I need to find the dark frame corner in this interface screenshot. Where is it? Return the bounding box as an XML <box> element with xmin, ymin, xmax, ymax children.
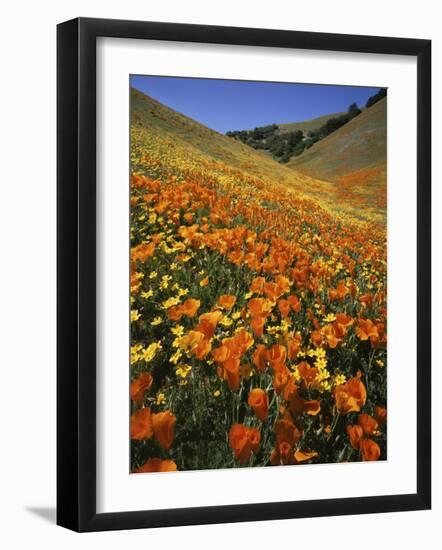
<box><xmin>57</xmin><ymin>17</ymin><xmax>431</xmax><ymax>532</ymax></box>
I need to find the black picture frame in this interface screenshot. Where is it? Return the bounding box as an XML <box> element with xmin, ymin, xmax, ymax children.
<box><xmin>57</xmin><ymin>17</ymin><xmax>431</xmax><ymax>532</ymax></box>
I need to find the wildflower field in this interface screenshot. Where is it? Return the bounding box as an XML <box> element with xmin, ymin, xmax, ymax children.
<box><xmin>129</xmin><ymin>87</ymin><xmax>387</xmax><ymax>474</ymax></box>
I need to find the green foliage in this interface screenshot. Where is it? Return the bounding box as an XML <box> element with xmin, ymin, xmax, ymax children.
<box><xmin>366</xmin><ymin>88</ymin><xmax>387</xmax><ymax>108</ymax></box>
<box><xmin>227</xmin><ymin>102</ymin><xmax>363</xmax><ymax>163</ymax></box>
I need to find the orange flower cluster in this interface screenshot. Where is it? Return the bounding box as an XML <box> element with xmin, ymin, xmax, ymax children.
<box><xmin>334</xmin><ymin>376</ymin><xmax>367</xmax><ymax>414</ymax></box>
<box><xmin>229</xmin><ymin>424</ymin><xmax>261</xmax><ymax>464</ymax></box>
<box><xmin>131</xmin><ymin>407</ymin><xmax>176</xmax><ymax>450</ymax></box>
<box><xmin>346</xmin><ymin>414</ymin><xmax>381</xmax><ymax>461</ymax></box>
<box><xmin>129</xmin><ymin>107</ymin><xmax>387</xmax><ymax>472</ymax></box>
<box><xmin>213</xmin><ymin>329</ymin><xmax>254</xmax><ymax>391</ymax></box>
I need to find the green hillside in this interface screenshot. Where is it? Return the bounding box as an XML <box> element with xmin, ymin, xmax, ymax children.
<box><xmin>277</xmin><ymin>112</ymin><xmax>345</xmax><ymax>135</ymax></box>
<box><xmin>287</xmin><ymin>98</ymin><xmax>386</xmax><ymax>184</ymax></box>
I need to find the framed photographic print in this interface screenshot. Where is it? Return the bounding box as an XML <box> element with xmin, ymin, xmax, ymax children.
<box><xmin>57</xmin><ymin>17</ymin><xmax>431</xmax><ymax>532</ymax></box>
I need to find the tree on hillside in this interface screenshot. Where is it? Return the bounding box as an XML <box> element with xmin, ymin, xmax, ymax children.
<box><xmin>348</xmin><ymin>102</ymin><xmax>362</xmax><ymax>119</ymax></box>
<box><xmin>366</xmin><ymin>88</ymin><xmax>387</xmax><ymax>108</ymax></box>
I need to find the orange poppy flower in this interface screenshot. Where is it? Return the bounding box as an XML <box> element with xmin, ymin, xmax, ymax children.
<box><xmin>329</xmin><ymin>280</ymin><xmax>348</xmax><ymax>302</ymax></box>
<box><xmin>152</xmin><ymin>411</ymin><xmax>176</xmax><ymax>450</ymax></box>
<box><xmin>360</xmin><ymin>438</ymin><xmax>381</xmax><ymax>461</ymax></box>
<box><xmin>228</xmin><ymin>250</ymin><xmax>245</xmax><ymax>265</ymax></box>
<box><xmin>356</xmin><ymin>318</ymin><xmax>379</xmax><ymax>342</ymax></box>
<box><xmin>322</xmin><ymin>327</ymin><xmax>338</xmax><ymax>349</ymax></box>
<box><xmin>229</xmin><ymin>424</ymin><xmax>261</xmax><ymax>464</ymax></box>
<box><xmin>358</xmin><ymin>413</ymin><xmax>378</xmax><ymax>436</ymax></box>
<box><xmin>286</xmin><ymin>332</ymin><xmax>302</xmax><ymax>360</ymax></box>
<box><xmin>302</xmin><ymin>399</ymin><xmax>321</xmax><ymax>416</ymax></box>
<box><xmin>217</xmin><ymin>294</ymin><xmax>237</xmax><ymax>310</ymax></box>
<box><xmin>250</xmin><ymin>316</ymin><xmax>265</xmax><ymax>337</ymax></box>
<box><xmin>270</xmin><ymin>418</ymin><xmax>302</xmax><ymax>465</ymax></box>
<box><xmin>233</xmin><ymin>329</ymin><xmax>254</xmax><ymax>354</ymax></box>
<box><xmin>193</xmin><ymin>335</ymin><xmax>212</xmax><ymax>359</ymax></box>
<box><xmin>346</xmin><ymin>424</ymin><xmax>364</xmax><ymax>449</ymax></box>
<box><xmin>297</xmin><ymin>361</ymin><xmax>319</xmax><ymax>389</ymax></box>
<box><xmin>278</xmin><ymin>299</ymin><xmax>291</xmax><ymax>319</ymax></box>
<box><xmin>310</xmin><ymin>329</ymin><xmax>323</xmax><ymax>347</ymax></box>
<box><xmin>131</xmin><ymin>242</ymin><xmax>156</xmax><ymax>263</ymax></box>
<box><xmin>274</xmin><ymin>418</ymin><xmax>301</xmax><ymax>447</ymax></box>
<box><xmin>248</xmin><ymin>297</ymin><xmax>273</xmax><ymax>318</ymax></box>
<box><xmin>294</xmin><ymin>450</ymin><xmax>319</xmax><ymax>464</ymax></box>
<box><xmin>180</xmin><ymin>330</ymin><xmax>212</xmax><ymax>359</ymax></box>
<box><xmin>334</xmin><ymin>376</ymin><xmax>367</xmax><ymax>414</ymax></box>
<box><xmin>375</xmin><ymin>406</ymin><xmax>387</xmax><ymax>426</ymax></box>
<box><xmin>195</xmin><ymin>310</ymin><xmax>223</xmax><ymax>338</ymax></box>
<box><xmin>248</xmin><ymin>388</ymin><xmax>269</xmax><ymax>421</ymax></box>
<box><xmin>287</xmin><ymin>294</ymin><xmax>301</xmax><ymax>313</ymax></box>
<box><xmin>130</xmin><ymin>372</ymin><xmax>153</xmax><ymax>405</ymax></box>
<box><xmin>180</xmin><ymin>298</ymin><xmax>201</xmax><ymax>318</ymax></box>
<box><xmin>335</xmin><ymin>313</ymin><xmax>353</xmax><ymax>327</ymax></box>
<box><xmin>275</xmin><ymin>275</ymin><xmax>291</xmax><ymax>294</ymax></box>
<box><xmin>278</xmin><ymin>441</ymin><xmax>293</xmax><ymax>464</ymax></box>
<box><xmin>179</xmin><ymin>330</ymin><xmax>204</xmax><ymax>352</ymax></box>
<box><xmin>273</xmin><ymin>367</ymin><xmax>291</xmax><ymax>395</ymax></box>
<box><xmin>223</xmin><ymin>357</ymin><xmax>241</xmax><ymax>391</ymax></box>
<box><xmin>253</xmin><ymin>344</ymin><xmax>267</xmax><ymax>372</ymax></box>
<box><xmin>130</xmin><ymin>407</ymin><xmax>153</xmax><ymax>440</ymax></box>
<box><xmin>263</xmin><ymin>281</ymin><xmax>284</xmax><ymax>301</ymax></box>
<box><xmin>265</xmin><ymin>344</ymin><xmax>287</xmax><ymax>371</ymax></box>
<box><xmin>359</xmin><ymin>293</ymin><xmax>374</xmax><ymax>308</ymax></box>
<box><xmin>135</xmin><ymin>458</ymin><xmax>177</xmax><ymax>473</ymax></box>
<box><xmin>250</xmin><ymin>276</ymin><xmax>266</xmax><ymax>294</ymax></box>
<box><xmin>167</xmin><ymin>305</ymin><xmax>183</xmax><ymax>321</ymax></box>
<box><xmin>199</xmin><ymin>311</ymin><xmax>223</xmax><ymax>326</ymax></box>
<box><xmin>284</xmin><ymin>381</ymin><xmax>321</xmax><ymax>416</ymax></box>
<box><xmin>248</xmin><ymin>427</ymin><xmax>261</xmax><ymax>453</ymax></box>
<box><xmin>212</xmin><ymin>345</ymin><xmax>230</xmax><ymax>364</ymax></box>
<box><xmin>292</xmin><ymin>266</ymin><xmax>309</xmax><ymax>288</ymax></box>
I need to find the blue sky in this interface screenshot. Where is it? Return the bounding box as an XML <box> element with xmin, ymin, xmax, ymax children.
<box><xmin>130</xmin><ymin>75</ymin><xmax>381</xmax><ymax>134</ymax></box>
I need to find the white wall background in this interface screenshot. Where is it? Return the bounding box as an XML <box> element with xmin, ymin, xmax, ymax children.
<box><xmin>0</xmin><ymin>1</ymin><xmax>439</xmax><ymax>548</ymax></box>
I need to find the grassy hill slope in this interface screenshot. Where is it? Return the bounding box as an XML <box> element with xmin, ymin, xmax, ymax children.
<box><xmin>131</xmin><ymin>88</ymin><xmax>320</xmax><ymax>189</ymax></box>
<box><xmin>288</xmin><ymin>98</ymin><xmax>386</xmax><ymax>185</ymax></box>
<box><xmin>277</xmin><ymin>112</ymin><xmax>345</xmax><ymax>135</ymax></box>
<box><xmin>131</xmin><ymin>88</ymin><xmax>385</xmax><ymax>224</ymax></box>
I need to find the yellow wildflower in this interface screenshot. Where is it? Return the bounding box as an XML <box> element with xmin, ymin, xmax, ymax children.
<box><xmin>323</xmin><ymin>313</ymin><xmax>336</xmax><ymax>323</ymax></box>
<box><xmin>162</xmin><ymin>297</ymin><xmax>181</xmax><ymax>309</ymax></box>
<box><xmin>175</xmin><ymin>364</ymin><xmax>192</xmax><ymax>379</ymax></box>
<box><xmin>131</xmin><ymin>309</ymin><xmax>141</xmax><ymax>322</ymax></box>
<box><xmin>314</xmin><ymin>356</ymin><xmax>328</xmax><ymax>370</ymax></box>
<box><xmin>156</xmin><ymin>392</ymin><xmax>166</xmax><ymax>405</ymax></box>
<box><xmin>169</xmin><ymin>349</ymin><xmax>183</xmax><ymax>364</ymax></box>
<box><xmin>140</xmin><ymin>342</ymin><xmax>162</xmax><ymax>363</ymax></box>
<box><xmin>219</xmin><ymin>316</ymin><xmax>233</xmax><ymax>327</ymax></box>
<box><xmin>334</xmin><ymin>373</ymin><xmax>347</xmax><ymax>386</ymax></box>
<box><xmin>171</xmin><ymin>325</ymin><xmax>185</xmax><ymax>337</ymax></box>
